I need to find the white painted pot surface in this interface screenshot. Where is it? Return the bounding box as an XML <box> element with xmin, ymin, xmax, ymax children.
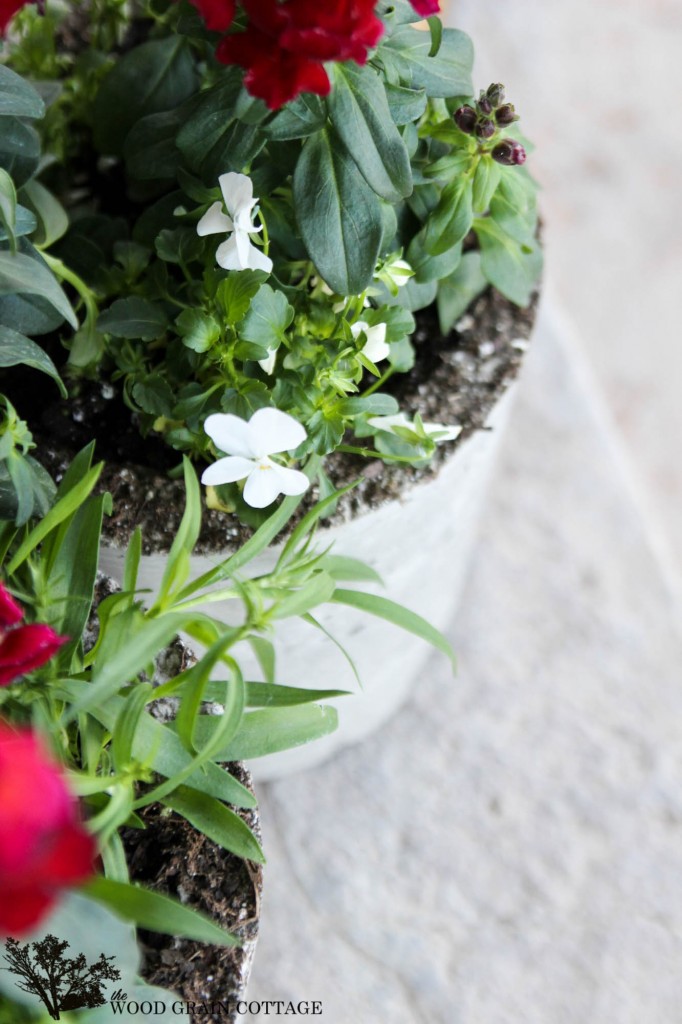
<box><xmin>99</xmin><ymin>383</ymin><xmax>517</xmax><ymax>779</ymax></box>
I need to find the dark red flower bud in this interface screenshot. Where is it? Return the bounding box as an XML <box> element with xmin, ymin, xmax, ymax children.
<box><xmin>454</xmin><ymin>104</ymin><xmax>477</xmax><ymax>134</ymax></box>
<box><xmin>496</xmin><ymin>103</ymin><xmax>519</xmax><ymax>126</ymax></box>
<box><xmin>0</xmin><ymin>0</ymin><xmax>31</xmax><ymax>36</ymax></box>
<box><xmin>491</xmin><ymin>139</ymin><xmax>527</xmax><ymax>166</ymax></box>
<box><xmin>475</xmin><ymin>118</ymin><xmax>496</xmax><ymax>140</ymax></box>
<box><xmin>486</xmin><ymin>83</ymin><xmax>505</xmax><ymax>107</ymax></box>
<box><xmin>477</xmin><ymin>95</ymin><xmax>493</xmax><ymax>116</ymax></box>
<box><xmin>0</xmin><ymin>624</ymin><xmax>67</xmax><ymax>686</ymax></box>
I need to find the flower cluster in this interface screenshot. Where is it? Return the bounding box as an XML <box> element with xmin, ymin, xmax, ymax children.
<box><xmin>0</xmin><ymin>584</ymin><xmax>66</xmax><ymax>687</ymax></box>
<box><xmin>193</xmin><ymin>0</ymin><xmax>440</xmax><ymax>108</ymax></box>
<box><xmin>454</xmin><ymin>83</ymin><xmax>527</xmax><ymax>165</ymax></box>
<box><xmin>0</xmin><ymin>723</ymin><xmax>96</xmax><ymax>936</ymax></box>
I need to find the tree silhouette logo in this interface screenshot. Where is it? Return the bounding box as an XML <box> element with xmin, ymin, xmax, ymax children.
<box><xmin>1</xmin><ymin>933</ymin><xmax>121</xmax><ymax>1020</ymax></box>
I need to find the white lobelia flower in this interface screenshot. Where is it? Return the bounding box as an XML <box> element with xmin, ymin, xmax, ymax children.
<box><xmin>201</xmin><ymin>408</ymin><xmax>309</xmax><ymax>508</ymax></box>
<box><xmin>368</xmin><ymin>412</ymin><xmax>462</xmax><ymax>442</ymax></box>
<box><xmin>351</xmin><ymin>320</ymin><xmax>390</xmax><ymax>363</ymax></box>
<box><xmin>197</xmin><ymin>172</ymin><xmax>273</xmax><ymax>274</ymax></box>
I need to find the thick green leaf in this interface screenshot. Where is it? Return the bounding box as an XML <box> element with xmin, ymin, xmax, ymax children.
<box><xmin>423</xmin><ymin>178</ymin><xmax>473</xmax><ymax>257</ymax></box>
<box><xmin>0</xmin><ymin>249</ymin><xmax>76</xmax><ymax>327</ymax></box>
<box><xmin>384</xmin><ymin>82</ymin><xmax>427</xmax><ymax>125</ymax></box>
<box><xmin>332</xmin><ymin>588</ymin><xmax>456</xmax><ymax>668</ymax></box>
<box><xmin>474</xmin><ymin>216</ymin><xmax>542</xmax><ymax>306</ymax></box>
<box><xmin>215</xmin><ymin>269</ymin><xmax>265</xmax><ymax>325</ymax></box>
<box><xmin>20</xmin><ymin>178</ymin><xmax>68</xmax><ymax>246</ymax></box>
<box><xmin>472</xmin><ymin>155</ymin><xmax>502</xmax><ymax>214</ymax></box>
<box><xmin>98</xmin><ymin>296</ymin><xmax>168</xmax><ymax>340</ymax></box>
<box><xmin>263</xmin><ymin>93</ymin><xmax>326</xmax><ymax>140</ymax></box>
<box><xmin>0</xmin><ymin>65</ymin><xmax>45</xmax><ymax>119</ymax></box>
<box><xmin>93</xmin><ymin>37</ymin><xmax>198</xmax><ymax>155</ymax></box>
<box><xmin>380</xmin><ymin>26</ymin><xmax>473</xmax><ymax>97</ymax></box>
<box><xmin>0</xmin><ymin>202</ymin><xmax>37</xmax><ymax>244</ymax></box>
<box><xmin>0</xmin><ymin>117</ymin><xmax>40</xmax><ymax>187</ymax></box>
<box><xmin>0</xmin><ymin>324</ymin><xmax>66</xmax><ymax>395</ymax></box>
<box><xmin>437</xmin><ymin>250</ymin><xmax>488</xmax><ymax>334</ymax></box>
<box><xmin>124</xmin><ymin>109</ymin><xmax>182</xmax><ymax>181</ymax></box>
<box><xmin>0</xmin><ymin>168</ymin><xmax>17</xmax><ymax>248</ymax></box>
<box><xmin>293</xmin><ymin>128</ymin><xmax>383</xmax><ymax>294</ymax></box>
<box><xmin>317</xmin><ymin>554</ymin><xmax>383</xmax><ymax>584</ymax></box>
<box><xmin>407</xmin><ymin>229</ymin><xmax>462</xmax><ymax>283</ymax></box>
<box><xmin>83</xmin><ymin>877</ymin><xmax>239</xmax><ymax>946</ymax></box>
<box><xmin>176</xmin><ymin>74</ymin><xmax>265</xmax><ymax>180</ymax></box>
<box><xmin>328</xmin><ymin>63</ymin><xmax>412</xmax><ymax>202</ymax></box>
<box><xmin>165</xmin><ymin>786</ymin><xmax>264</xmax><ymax>863</ymax></box>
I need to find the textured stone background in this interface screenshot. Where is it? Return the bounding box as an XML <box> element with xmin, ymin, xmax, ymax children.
<box><xmin>245</xmin><ymin>303</ymin><xmax>682</xmax><ymax>1022</ymax></box>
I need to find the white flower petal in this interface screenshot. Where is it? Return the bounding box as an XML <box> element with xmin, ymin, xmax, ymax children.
<box><xmin>219</xmin><ymin>172</ymin><xmax>254</xmax><ymax>219</ymax></box>
<box><xmin>367</xmin><ymin>413</ymin><xmax>410</xmax><ymax>432</ymax></box>
<box><xmin>258</xmin><ymin>349</ymin><xmax>277</xmax><ymax>375</ymax></box>
<box><xmin>425</xmin><ymin>423</ymin><xmax>462</xmax><ymax>442</ymax></box>
<box><xmin>215</xmin><ymin>234</ymin><xmax>247</xmax><ymax>271</ymax></box>
<box><xmin>233</xmin><ymin>227</ymin><xmax>253</xmax><ymax>268</ymax></box>
<box><xmin>243</xmin><ymin>464</ymin><xmax>285</xmax><ymax>508</ymax></box>
<box><xmin>270</xmin><ymin>463</ymin><xmax>310</xmax><ymax>497</ymax></box>
<box><xmin>197</xmin><ymin>201</ymin><xmax>233</xmax><ymax>237</ymax></box>
<box><xmin>248</xmin><ymin>408</ymin><xmax>307</xmax><ymax>457</ymax></box>
<box><xmin>360</xmin><ymin>323</ymin><xmax>389</xmax><ymax>363</ymax></box>
<box><xmin>246</xmin><ymin>241</ymin><xmax>273</xmax><ymax>274</ymax></box>
<box><xmin>201</xmin><ymin>455</ymin><xmax>256</xmax><ymax>486</ymax></box>
<box><xmin>204</xmin><ymin>413</ymin><xmax>255</xmax><ymax>458</ymax></box>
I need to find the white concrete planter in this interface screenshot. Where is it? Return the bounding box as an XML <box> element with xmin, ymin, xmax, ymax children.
<box><xmin>99</xmin><ymin>381</ymin><xmax>518</xmax><ymax>780</ymax></box>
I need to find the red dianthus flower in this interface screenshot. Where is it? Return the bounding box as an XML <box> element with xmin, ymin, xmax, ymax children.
<box><xmin>0</xmin><ymin>583</ymin><xmax>66</xmax><ymax>687</ymax></box>
<box><xmin>0</xmin><ymin>723</ymin><xmax>96</xmax><ymax>936</ymax></box>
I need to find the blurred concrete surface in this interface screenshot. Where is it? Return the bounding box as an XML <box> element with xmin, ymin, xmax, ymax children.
<box><xmin>244</xmin><ymin>300</ymin><xmax>682</xmax><ymax>1023</ymax></box>
<box><xmin>451</xmin><ymin>0</ymin><xmax>682</xmax><ymax>580</ymax></box>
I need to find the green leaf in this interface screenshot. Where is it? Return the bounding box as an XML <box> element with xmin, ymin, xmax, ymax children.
<box><xmin>488</xmin><ymin>170</ymin><xmax>538</xmax><ymax>244</ymax></box>
<box><xmin>98</xmin><ymin>296</ymin><xmax>168</xmax><ymax>340</ymax></box>
<box><xmin>472</xmin><ymin>155</ymin><xmax>502</xmax><ymax>214</ymax></box>
<box><xmin>338</xmin><ymin>393</ymin><xmax>399</xmax><ymax>417</ymax></box>
<box><xmin>157</xmin><ymin>458</ymin><xmax>202</xmax><ymax>605</ymax></box>
<box><xmin>131</xmin><ymin>374</ymin><xmax>174</xmax><ymax>417</ymax></box>
<box><xmin>384</xmin><ymin>83</ymin><xmax>427</xmax><ymax>125</ymax></box>
<box><xmin>0</xmin><ymin>324</ymin><xmax>66</xmax><ymax>395</ymax></box>
<box><xmin>427</xmin><ymin>15</ymin><xmax>443</xmax><ymax>57</ymax></box>
<box><xmin>332</xmin><ymin>588</ymin><xmax>456</xmax><ymax>669</ymax></box>
<box><xmin>0</xmin><ymin>249</ymin><xmax>77</xmax><ymax>327</ymax></box>
<box><xmin>244</xmin><ymin>681</ymin><xmax>350</xmax><ymax>707</ymax></box>
<box><xmin>0</xmin><ymin>168</ymin><xmax>17</xmax><ymax>250</ymax></box>
<box><xmin>47</xmin><ymin>493</ymin><xmax>106</xmax><ymax>670</ymax></box>
<box><xmin>7</xmin><ymin>462</ymin><xmax>101</xmax><ymax>572</ymax></box>
<box><xmin>124</xmin><ymin>109</ymin><xmax>182</xmax><ymax>181</ymax></box>
<box><xmin>436</xmin><ymin>250</ymin><xmax>488</xmax><ymax>334</ymax></box>
<box><xmin>176</xmin><ymin>74</ymin><xmax>265</xmax><ymax>179</ymax></box>
<box><xmin>407</xmin><ymin>229</ymin><xmax>462</xmax><ymax>283</ymax></box>
<box><xmin>293</xmin><ymin>128</ymin><xmax>383</xmax><ymax>295</ymax></box>
<box><xmin>93</xmin><ymin>37</ymin><xmax>198</xmax><ymax>155</ymax></box>
<box><xmin>328</xmin><ymin>63</ymin><xmax>412</xmax><ymax>202</ymax></box>
<box><xmin>316</xmin><ymin>553</ymin><xmax>383</xmax><ymax>584</ymax></box>
<box><xmin>0</xmin><ymin>117</ymin><xmax>40</xmax><ymax>187</ymax></box>
<box><xmin>263</xmin><ymin>93</ymin><xmax>326</xmax><ymax>140</ymax></box>
<box><xmin>175</xmin><ymin>308</ymin><xmax>221</xmax><ymax>353</ymax></box>
<box><xmin>0</xmin><ymin>65</ymin><xmax>45</xmax><ymax>119</ymax></box>
<box><xmin>193</xmin><ymin>704</ymin><xmax>339</xmax><ymax>760</ymax></box>
<box><xmin>20</xmin><ymin>178</ymin><xmax>68</xmax><ymax>246</ymax></box>
<box><xmin>380</xmin><ymin>26</ymin><xmax>474</xmax><ymax>97</ymax></box>
<box><xmin>83</xmin><ymin>877</ymin><xmax>239</xmax><ymax>946</ymax></box>
<box><xmin>269</xmin><ymin>570</ymin><xmax>337</xmax><ymax>620</ymax></box>
<box><xmin>215</xmin><ymin>270</ymin><xmax>264</xmax><ymax>326</ymax></box>
<box><xmin>164</xmin><ymin>786</ymin><xmax>264</xmax><ymax>863</ymax></box>
<box><xmin>423</xmin><ymin>178</ymin><xmax>473</xmax><ymax>257</ymax></box>
<box><xmin>236</xmin><ymin>283</ymin><xmax>294</xmax><ymax>356</ymax></box>
<box><xmin>474</xmin><ymin>216</ymin><xmax>542</xmax><ymax>306</ymax></box>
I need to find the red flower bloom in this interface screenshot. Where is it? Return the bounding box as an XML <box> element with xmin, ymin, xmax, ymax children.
<box><xmin>0</xmin><ymin>583</ymin><xmax>66</xmax><ymax>687</ymax></box>
<box><xmin>215</xmin><ymin>0</ymin><xmax>385</xmax><ymax>108</ymax></box>
<box><xmin>409</xmin><ymin>0</ymin><xmax>440</xmax><ymax>14</ymax></box>
<box><xmin>0</xmin><ymin>0</ymin><xmax>31</xmax><ymax>35</ymax></box>
<box><xmin>190</xmin><ymin>0</ymin><xmax>236</xmax><ymax>32</ymax></box>
<box><xmin>0</xmin><ymin>723</ymin><xmax>96</xmax><ymax>936</ymax></box>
